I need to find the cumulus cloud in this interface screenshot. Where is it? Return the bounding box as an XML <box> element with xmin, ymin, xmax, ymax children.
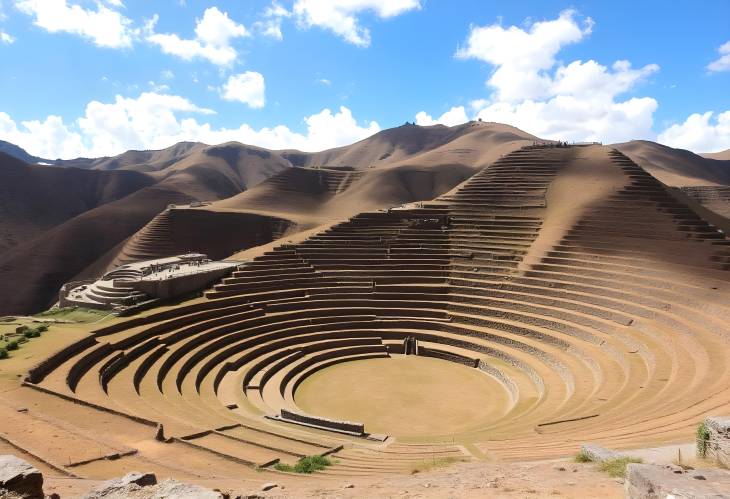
<box><xmin>456</xmin><ymin>9</ymin><xmax>594</xmax><ymax>102</ymax></box>
<box><xmin>15</xmin><ymin>0</ymin><xmax>136</xmax><ymax>48</ymax></box>
<box><xmin>293</xmin><ymin>0</ymin><xmax>420</xmax><ymax>47</ymax></box>
<box><xmin>254</xmin><ymin>1</ymin><xmax>291</xmax><ymax>40</ymax></box>
<box><xmin>0</xmin><ymin>30</ymin><xmax>14</xmax><ymax>43</ymax></box>
<box><xmin>0</xmin><ymin>92</ymin><xmax>380</xmax><ymax>158</ymax></box>
<box><xmin>146</xmin><ymin>7</ymin><xmax>248</xmax><ymax>66</ymax></box>
<box><xmin>707</xmin><ymin>40</ymin><xmax>730</xmax><ymax>72</ymax></box>
<box><xmin>419</xmin><ymin>10</ymin><xmax>660</xmax><ymax>143</ymax></box>
<box><xmin>415</xmin><ymin>106</ymin><xmax>468</xmax><ymax>126</ymax></box>
<box><xmin>221</xmin><ymin>71</ymin><xmax>265</xmax><ymax>108</ymax></box>
<box><xmin>658</xmin><ymin>110</ymin><xmax>730</xmax><ymax>153</ymax></box>
<box><xmin>0</xmin><ymin>112</ymin><xmax>86</xmax><ymax>159</ymax></box>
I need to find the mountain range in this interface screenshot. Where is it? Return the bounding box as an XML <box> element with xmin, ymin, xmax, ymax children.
<box><xmin>0</xmin><ymin>122</ymin><xmax>728</xmax><ymax>315</ymax></box>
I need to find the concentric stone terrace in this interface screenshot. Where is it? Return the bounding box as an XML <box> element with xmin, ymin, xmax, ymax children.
<box><xmin>25</xmin><ymin>145</ymin><xmax>730</xmax><ymax>477</ymax></box>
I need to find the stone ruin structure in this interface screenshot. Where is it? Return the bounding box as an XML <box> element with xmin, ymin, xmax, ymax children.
<box><xmin>59</xmin><ymin>253</ymin><xmax>237</xmax><ymax>314</ymax></box>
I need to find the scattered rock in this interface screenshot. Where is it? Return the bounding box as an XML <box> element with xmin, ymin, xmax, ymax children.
<box><xmin>83</xmin><ymin>474</ymin><xmax>222</xmax><ymax>499</ymax></box>
<box><xmin>625</xmin><ymin>463</ymin><xmax>730</xmax><ymax>499</ymax></box>
<box><xmin>153</xmin><ymin>479</ymin><xmax>223</xmax><ymax>498</ymax></box>
<box><xmin>83</xmin><ymin>471</ymin><xmax>157</xmax><ymax>497</ymax></box>
<box><xmin>579</xmin><ymin>443</ymin><xmax>624</xmax><ymax>463</ymax></box>
<box><xmin>0</xmin><ymin>455</ymin><xmax>44</xmax><ymax>499</ymax></box>
<box><xmin>260</xmin><ymin>483</ymin><xmax>277</xmax><ymax>492</ymax></box>
<box><xmin>343</xmin><ymin>483</ymin><xmax>354</xmax><ymax>489</ymax></box>
<box><xmin>553</xmin><ymin>466</ymin><xmax>566</xmax><ymax>471</ymax></box>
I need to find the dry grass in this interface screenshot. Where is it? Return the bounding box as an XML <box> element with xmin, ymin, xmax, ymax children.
<box><xmin>410</xmin><ymin>456</ymin><xmax>467</xmax><ymax>474</ymax></box>
<box><xmin>597</xmin><ymin>457</ymin><xmax>643</xmax><ymax>478</ymax></box>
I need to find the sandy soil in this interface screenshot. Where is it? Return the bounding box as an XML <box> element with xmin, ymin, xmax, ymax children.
<box><xmin>296</xmin><ymin>356</ymin><xmax>510</xmax><ymax>439</ymax></box>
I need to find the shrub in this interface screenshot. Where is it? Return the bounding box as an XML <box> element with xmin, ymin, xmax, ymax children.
<box><xmin>697</xmin><ymin>421</ymin><xmax>710</xmax><ymax>457</ymax></box>
<box><xmin>574</xmin><ymin>450</ymin><xmax>593</xmax><ymax>463</ymax></box>
<box><xmin>6</xmin><ymin>340</ymin><xmax>19</xmax><ymax>351</ymax></box>
<box><xmin>598</xmin><ymin>457</ymin><xmax>643</xmax><ymax>478</ymax></box>
<box><xmin>0</xmin><ymin>348</ymin><xmax>7</xmax><ymax>359</ymax></box>
<box><xmin>274</xmin><ymin>455</ymin><xmax>332</xmax><ymax>474</ymax></box>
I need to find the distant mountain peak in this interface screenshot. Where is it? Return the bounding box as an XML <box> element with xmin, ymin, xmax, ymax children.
<box><xmin>0</xmin><ymin>140</ymin><xmax>50</xmax><ymax>165</ymax></box>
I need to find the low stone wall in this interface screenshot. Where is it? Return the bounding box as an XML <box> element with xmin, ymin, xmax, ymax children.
<box><xmin>703</xmin><ymin>417</ymin><xmax>730</xmax><ymax>467</ymax></box>
<box><xmin>280</xmin><ymin>409</ymin><xmax>364</xmax><ymax>435</ymax></box>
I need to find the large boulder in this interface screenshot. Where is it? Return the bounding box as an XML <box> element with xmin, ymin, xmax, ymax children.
<box><xmin>625</xmin><ymin>463</ymin><xmax>730</xmax><ymax>498</ymax></box>
<box><xmin>83</xmin><ymin>472</ymin><xmax>157</xmax><ymax>497</ymax></box>
<box><xmin>82</xmin><ymin>472</ymin><xmax>223</xmax><ymax>499</ymax></box>
<box><xmin>0</xmin><ymin>455</ymin><xmax>44</xmax><ymax>499</ymax></box>
<box><xmin>579</xmin><ymin>443</ymin><xmax>624</xmax><ymax>462</ymax></box>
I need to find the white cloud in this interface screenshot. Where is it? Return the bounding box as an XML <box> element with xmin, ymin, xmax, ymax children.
<box><xmin>148</xmin><ymin>80</ymin><xmax>170</xmax><ymax>92</ymax></box>
<box><xmin>456</xmin><ymin>9</ymin><xmax>593</xmax><ymax>102</ymax></box>
<box><xmin>317</xmin><ymin>78</ymin><xmax>331</xmax><ymax>86</ymax></box>
<box><xmin>160</xmin><ymin>69</ymin><xmax>175</xmax><ymax>80</ymax></box>
<box><xmin>0</xmin><ymin>112</ymin><xmax>85</xmax><ymax>159</ymax></box>
<box><xmin>15</xmin><ymin>0</ymin><xmax>136</xmax><ymax>48</ymax></box>
<box><xmin>415</xmin><ymin>106</ymin><xmax>468</xmax><ymax>126</ymax></box>
<box><xmin>292</xmin><ymin>0</ymin><xmax>420</xmax><ymax>47</ymax></box>
<box><xmin>221</xmin><ymin>71</ymin><xmax>265</xmax><ymax>108</ymax></box>
<box><xmin>658</xmin><ymin>110</ymin><xmax>730</xmax><ymax>153</ymax></box>
<box><xmin>146</xmin><ymin>7</ymin><xmax>248</xmax><ymax>66</ymax></box>
<box><xmin>707</xmin><ymin>40</ymin><xmax>730</xmax><ymax>72</ymax></box>
<box><xmin>254</xmin><ymin>1</ymin><xmax>291</xmax><ymax>40</ymax></box>
<box><xmin>423</xmin><ymin>10</ymin><xmax>660</xmax><ymax>143</ymax></box>
<box><xmin>0</xmin><ymin>92</ymin><xmax>380</xmax><ymax>158</ymax></box>
<box><xmin>0</xmin><ymin>30</ymin><xmax>14</xmax><ymax>43</ymax></box>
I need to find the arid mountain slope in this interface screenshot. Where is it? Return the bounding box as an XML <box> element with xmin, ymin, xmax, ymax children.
<box><xmin>614</xmin><ymin>140</ymin><xmax>730</xmax><ymax>186</ymax></box>
<box><xmin>0</xmin><ymin>152</ymin><xmax>154</xmax><ymax>254</ymax></box>
<box><xmin>6</xmin><ymin>122</ymin><xmax>728</xmax><ymax>316</ymax></box>
<box><xmin>0</xmin><ymin>144</ymin><xmax>293</xmax><ymax>315</ymax></box>
<box><xmin>702</xmin><ymin>148</ymin><xmax>730</xmax><ymax>160</ymax></box>
<box><xmin>282</xmin><ymin>121</ymin><xmax>537</xmax><ymax>169</ymax></box>
<box><xmin>217</xmin><ymin>122</ymin><xmax>537</xmax><ymax>225</ymax></box>
<box><xmin>0</xmin><ymin>139</ymin><xmax>47</xmax><ymax>164</ymax></box>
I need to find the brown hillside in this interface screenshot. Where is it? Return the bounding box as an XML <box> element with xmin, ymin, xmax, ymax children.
<box><xmin>0</xmin><ymin>143</ymin><xmax>295</xmax><ymax>315</ymax></box>
<box><xmin>0</xmin><ymin>152</ymin><xmax>154</xmax><ymax>254</ymax></box>
<box><xmin>614</xmin><ymin>140</ymin><xmax>730</xmax><ymax>186</ymax></box>
<box><xmin>702</xmin><ymin>148</ymin><xmax>730</xmax><ymax>160</ymax></box>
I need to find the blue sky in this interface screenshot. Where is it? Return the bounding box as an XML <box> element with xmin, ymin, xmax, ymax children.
<box><xmin>0</xmin><ymin>0</ymin><xmax>729</xmax><ymax>159</ymax></box>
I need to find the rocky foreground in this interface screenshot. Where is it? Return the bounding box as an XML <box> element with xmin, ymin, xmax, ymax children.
<box><xmin>3</xmin><ymin>450</ymin><xmax>730</xmax><ymax>498</ymax></box>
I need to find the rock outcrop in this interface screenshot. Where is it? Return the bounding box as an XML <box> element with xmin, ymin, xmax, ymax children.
<box><xmin>625</xmin><ymin>463</ymin><xmax>730</xmax><ymax>499</ymax></box>
<box><xmin>82</xmin><ymin>472</ymin><xmax>223</xmax><ymax>499</ymax></box>
<box><xmin>704</xmin><ymin>417</ymin><xmax>730</xmax><ymax>468</ymax></box>
<box><xmin>0</xmin><ymin>455</ymin><xmax>44</xmax><ymax>499</ymax></box>
<box><xmin>579</xmin><ymin>443</ymin><xmax>626</xmax><ymax>463</ymax></box>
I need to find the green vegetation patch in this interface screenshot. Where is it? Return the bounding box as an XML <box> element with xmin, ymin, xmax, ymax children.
<box><xmin>34</xmin><ymin>307</ymin><xmax>109</xmax><ymax>323</ymax></box>
<box><xmin>0</xmin><ymin>324</ymin><xmax>49</xmax><ymax>359</ymax></box>
<box><xmin>597</xmin><ymin>457</ymin><xmax>643</xmax><ymax>478</ymax></box>
<box><xmin>697</xmin><ymin>421</ymin><xmax>710</xmax><ymax>457</ymax></box>
<box><xmin>274</xmin><ymin>455</ymin><xmax>333</xmax><ymax>474</ymax></box>
<box><xmin>574</xmin><ymin>449</ymin><xmax>593</xmax><ymax>463</ymax></box>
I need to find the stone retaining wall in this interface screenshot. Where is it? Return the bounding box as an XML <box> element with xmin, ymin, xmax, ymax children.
<box><xmin>280</xmin><ymin>409</ymin><xmax>364</xmax><ymax>435</ymax></box>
